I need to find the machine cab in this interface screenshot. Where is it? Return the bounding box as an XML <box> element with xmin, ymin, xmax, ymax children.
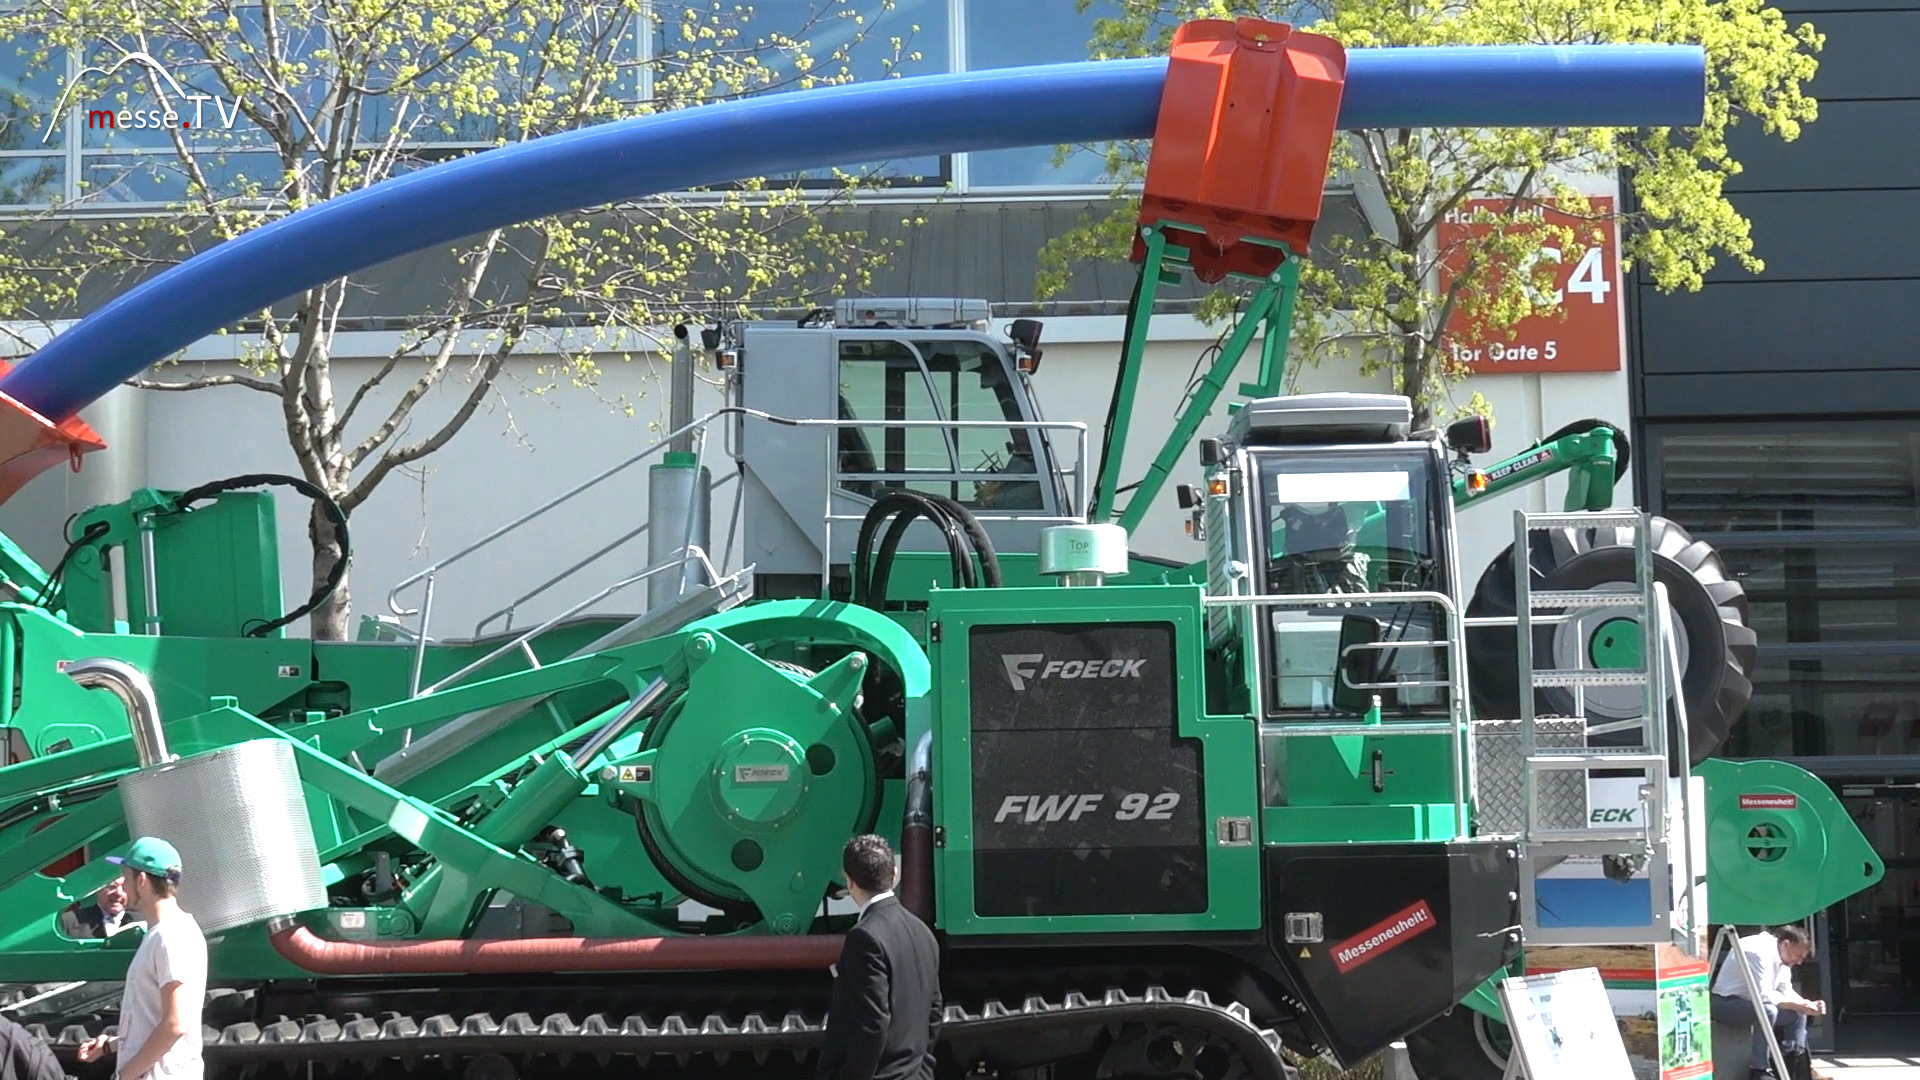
<box><xmin>734</xmin><ymin>298</ymin><xmax>1080</xmax><ymax>598</ymax></box>
<box><xmin>1202</xmin><ymin>394</ymin><xmax>1467</xmax><ymax>727</ymax></box>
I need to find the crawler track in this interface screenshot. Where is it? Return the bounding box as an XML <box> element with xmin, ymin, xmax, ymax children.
<box><xmin>23</xmin><ymin>984</ymin><xmax>1299</xmax><ymax>1080</ymax></box>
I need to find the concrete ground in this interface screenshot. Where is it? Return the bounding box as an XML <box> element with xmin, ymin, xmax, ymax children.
<box><xmin>1818</xmin><ymin>1055</ymin><xmax>1920</xmax><ymax>1080</ymax></box>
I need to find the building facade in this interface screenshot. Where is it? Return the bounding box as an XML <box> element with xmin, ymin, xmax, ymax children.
<box><xmin>1628</xmin><ymin>0</ymin><xmax>1920</xmax><ymax>1044</ymax></box>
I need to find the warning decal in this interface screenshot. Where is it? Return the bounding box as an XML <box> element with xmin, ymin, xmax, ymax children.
<box><xmin>1331</xmin><ymin>900</ymin><xmax>1437</xmax><ymax>973</ymax></box>
<box><xmin>1738</xmin><ymin>793</ymin><xmax>1797</xmax><ymax>811</ymax></box>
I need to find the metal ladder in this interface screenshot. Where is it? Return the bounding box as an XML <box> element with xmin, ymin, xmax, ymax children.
<box><xmin>1509</xmin><ymin>508</ymin><xmax>1699</xmax><ymax>952</ymax></box>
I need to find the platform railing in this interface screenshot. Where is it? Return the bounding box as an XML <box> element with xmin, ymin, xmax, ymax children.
<box><xmin>1201</xmin><ymin>588</ymin><xmax>1472</xmax><ymax>841</ymax></box>
<box><xmin>383</xmin><ymin>408</ymin><xmax>1090</xmax><ymax>695</ymax></box>
<box><xmin>809</xmin><ymin>416</ymin><xmax>1092</xmax><ymax>588</ymax></box>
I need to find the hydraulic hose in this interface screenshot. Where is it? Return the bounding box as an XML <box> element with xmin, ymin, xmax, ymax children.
<box><xmin>854</xmin><ymin>491</ymin><xmax>982</xmax><ymax>607</ymax></box>
<box><xmin>874</xmin><ymin>496</ymin><xmax>974</xmax><ymax>596</ymax></box>
<box><xmin>270</xmin><ymin>925</ymin><xmax>843</xmax><ymax>975</ymax></box>
<box><xmin>923</xmin><ymin>492</ymin><xmax>1001</xmax><ymax>589</ymax></box>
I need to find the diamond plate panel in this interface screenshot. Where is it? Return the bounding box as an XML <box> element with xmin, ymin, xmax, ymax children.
<box><xmin>1470</xmin><ymin>718</ymin><xmax>1589</xmax><ymax>835</ymax></box>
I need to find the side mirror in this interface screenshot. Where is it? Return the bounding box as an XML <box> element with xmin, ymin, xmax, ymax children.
<box><xmin>1176</xmin><ymin>483</ymin><xmax>1200</xmax><ymax>510</ymax></box>
<box><xmin>1008</xmin><ymin>319</ymin><xmax>1045</xmax><ymax>373</ymax></box>
<box><xmin>1199</xmin><ymin>438</ymin><xmax>1226</xmax><ymax>467</ymax></box>
<box><xmin>1331</xmin><ymin>615</ymin><xmax>1383</xmax><ymax>713</ymax></box>
<box><xmin>1446</xmin><ymin>415</ymin><xmax>1493</xmax><ymax>456</ymax></box>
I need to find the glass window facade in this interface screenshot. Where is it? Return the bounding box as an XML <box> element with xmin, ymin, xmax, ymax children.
<box><xmin>1652</xmin><ymin>424</ymin><xmax>1920</xmax><ymax>760</ymax></box>
<box><xmin>0</xmin><ymin>0</ymin><xmax>1224</xmax><ymax>209</ymax></box>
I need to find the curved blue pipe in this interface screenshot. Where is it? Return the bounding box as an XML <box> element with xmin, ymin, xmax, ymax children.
<box><xmin>4</xmin><ymin>44</ymin><xmax>1705</xmax><ymax>422</ymax></box>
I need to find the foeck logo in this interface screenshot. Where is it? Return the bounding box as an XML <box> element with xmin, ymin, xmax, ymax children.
<box><xmin>40</xmin><ymin>50</ymin><xmax>244</xmax><ymax>145</ymax></box>
<box><xmin>1000</xmin><ymin>653</ymin><xmax>1146</xmax><ymax>691</ymax></box>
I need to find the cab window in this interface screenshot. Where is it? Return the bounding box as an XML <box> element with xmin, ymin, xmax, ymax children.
<box><xmin>914</xmin><ymin>339</ymin><xmax>1043</xmax><ymax>510</ymax></box>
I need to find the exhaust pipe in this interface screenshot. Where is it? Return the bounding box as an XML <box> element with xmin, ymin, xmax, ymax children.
<box><xmin>65</xmin><ymin>657</ymin><xmax>170</xmax><ymax>767</ymax></box>
<box><xmin>270</xmin><ymin>924</ymin><xmax>842</xmax><ymax>975</ymax></box>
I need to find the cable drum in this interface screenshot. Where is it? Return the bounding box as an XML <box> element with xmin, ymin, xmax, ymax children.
<box><xmin>118</xmin><ymin>738</ymin><xmax>327</xmax><ymax>934</ymax></box>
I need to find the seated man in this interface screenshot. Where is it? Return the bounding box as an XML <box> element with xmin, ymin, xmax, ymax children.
<box><xmin>1708</xmin><ymin>924</ymin><xmax>1829</xmax><ymax>1080</ymax></box>
<box><xmin>59</xmin><ymin>873</ymin><xmax>143</xmax><ymax>939</ymax></box>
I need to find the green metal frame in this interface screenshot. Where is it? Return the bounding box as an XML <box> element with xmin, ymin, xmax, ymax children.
<box><xmin>1091</xmin><ymin>223</ymin><xmax>1296</xmax><ymax>534</ymax></box>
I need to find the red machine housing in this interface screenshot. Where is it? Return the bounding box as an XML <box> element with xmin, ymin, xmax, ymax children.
<box><xmin>0</xmin><ymin>357</ymin><xmax>105</xmax><ymax>506</ymax></box>
<box><xmin>1133</xmin><ymin>17</ymin><xmax>1348</xmax><ymax>283</ymax></box>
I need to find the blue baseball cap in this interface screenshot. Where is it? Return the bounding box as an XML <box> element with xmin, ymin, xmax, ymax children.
<box><xmin>105</xmin><ymin>836</ymin><xmax>182</xmax><ymax>882</ymax></box>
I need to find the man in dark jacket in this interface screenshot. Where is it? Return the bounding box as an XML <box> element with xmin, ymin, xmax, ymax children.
<box><xmin>59</xmin><ymin>875</ymin><xmax>139</xmax><ymax>940</ymax></box>
<box><xmin>0</xmin><ymin>1014</ymin><xmax>69</xmax><ymax>1080</ymax></box>
<box><xmin>816</xmin><ymin>835</ymin><xmax>942</xmax><ymax>1080</ymax></box>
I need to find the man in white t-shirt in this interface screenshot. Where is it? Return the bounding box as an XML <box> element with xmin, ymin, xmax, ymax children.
<box><xmin>75</xmin><ymin>837</ymin><xmax>207</xmax><ymax>1080</ymax></box>
<box><xmin>1708</xmin><ymin>924</ymin><xmax>1828</xmax><ymax>1080</ymax></box>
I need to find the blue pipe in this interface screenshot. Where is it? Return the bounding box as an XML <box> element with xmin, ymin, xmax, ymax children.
<box><xmin>3</xmin><ymin>45</ymin><xmax>1704</xmax><ymax>422</ymax></box>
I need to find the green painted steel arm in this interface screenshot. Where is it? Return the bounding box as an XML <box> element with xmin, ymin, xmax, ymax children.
<box><xmin>1114</xmin><ymin>261</ymin><xmax>1298</xmax><ymax>534</ymax></box>
<box><xmin>1090</xmin><ymin>224</ymin><xmax>1296</xmax><ymax>530</ymax></box>
<box><xmin>1450</xmin><ymin>426</ymin><xmax>1621</xmax><ymax>514</ymax></box>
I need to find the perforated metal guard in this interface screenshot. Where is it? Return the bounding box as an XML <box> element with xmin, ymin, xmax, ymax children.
<box><xmin>119</xmin><ymin>738</ymin><xmax>327</xmax><ymax>934</ymax></box>
<box><xmin>1470</xmin><ymin>718</ymin><xmax>1589</xmax><ymax>834</ymax></box>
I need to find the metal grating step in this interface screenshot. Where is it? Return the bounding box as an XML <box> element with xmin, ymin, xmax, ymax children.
<box><xmin>1528</xmin><ymin>590</ymin><xmax>1644</xmax><ymax>609</ymax></box>
<box><xmin>1519</xmin><ymin>511</ymin><xmax>1646</xmax><ymax>531</ymax></box>
<box><xmin>1530</xmin><ymin>826</ymin><xmax>1650</xmax><ymax>844</ymax></box>
<box><xmin>1533</xmin><ymin>668</ymin><xmax>1647</xmax><ymax>688</ymax></box>
<box><xmin>1527</xmin><ymin>752</ymin><xmax>1668</xmax><ymax>772</ymax></box>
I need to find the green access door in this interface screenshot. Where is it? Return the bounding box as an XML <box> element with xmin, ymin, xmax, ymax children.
<box><xmin>927</xmin><ymin>583</ymin><xmax>1263</xmax><ymax>937</ymax></box>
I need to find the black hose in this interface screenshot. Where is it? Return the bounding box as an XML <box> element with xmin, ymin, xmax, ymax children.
<box><xmin>852</xmin><ymin>490</ymin><xmax>999</xmax><ymax>610</ymax></box>
<box><xmin>167</xmin><ymin>473</ymin><xmax>350</xmax><ymax>637</ymax></box>
<box><xmin>854</xmin><ymin>492</ymin><xmax>935</xmax><ymax>604</ymax></box>
<box><xmin>854</xmin><ymin>491</ymin><xmax>969</xmax><ymax>603</ymax></box>
<box><xmin>1090</xmin><ymin>267</ymin><xmax>1149</xmax><ymax>517</ymax></box>
<box><xmin>873</xmin><ymin>498</ymin><xmax>973</xmax><ymax>604</ymax></box>
<box><xmin>875</xmin><ymin>495</ymin><xmax>974</xmax><ymax>598</ymax></box>
<box><xmin>921</xmin><ymin>492</ymin><xmax>1001</xmax><ymax>589</ymax></box>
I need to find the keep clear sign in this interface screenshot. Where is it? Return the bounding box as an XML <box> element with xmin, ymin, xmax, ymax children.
<box><xmin>1436</xmin><ymin>196</ymin><xmax>1625</xmax><ymax>375</ymax></box>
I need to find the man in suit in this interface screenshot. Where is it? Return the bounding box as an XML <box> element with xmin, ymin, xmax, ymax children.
<box><xmin>817</xmin><ymin>835</ymin><xmax>942</xmax><ymax>1080</ymax></box>
<box><xmin>59</xmin><ymin>873</ymin><xmax>142</xmax><ymax>939</ymax></box>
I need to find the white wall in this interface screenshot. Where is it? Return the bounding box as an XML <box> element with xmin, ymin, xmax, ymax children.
<box><xmin>0</xmin><ymin>315</ymin><xmax>1629</xmax><ymax>638</ymax></box>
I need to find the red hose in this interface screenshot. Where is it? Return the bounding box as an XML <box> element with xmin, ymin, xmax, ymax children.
<box><xmin>270</xmin><ymin>925</ymin><xmax>843</xmax><ymax>975</ymax></box>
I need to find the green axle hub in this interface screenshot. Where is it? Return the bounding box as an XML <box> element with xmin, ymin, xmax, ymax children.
<box><xmin>604</xmin><ymin>630</ymin><xmax>879</xmax><ymax>934</ymax></box>
<box><xmin>1586</xmin><ymin>617</ymin><xmax>1642</xmax><ymax>669</ymax></box>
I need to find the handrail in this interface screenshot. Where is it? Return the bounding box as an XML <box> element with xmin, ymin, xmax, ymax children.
<box><xmin>386</xmin><ymin>407</ymin><xmax>746</xmax><ymax>619</ymax></box>
<box><xmin>474</xmin><ymin>519</ymin><xmax>652</xmax><ymax>637</ymax></box>
<box><xmin>411</xmin><ymin>545</ymin><xmax>720</xmax><ymax>697</ymax></box>
<box><xmin>813</xmin><ymin>415</ymin><xmax>1091</xmax><ymax>589</ymax></box>
<box><xmin>385</xmin><ymin>407</ymin><xmax>1089</xmax><ymax>659</ymax></box>
<box><xmin>1656</xmin><ymin>581</ymin><xmax>1702</xmax><ymax>956</ymax></box>
<box><xmin>471</xmin><ymin>470</ymin><xmax>748</xmax><ymax>638</ymax></box>
<box><xmin>1205</xmin><ymin>589</ymin><xmax>1470</xmax><ymax>840</ymax></box>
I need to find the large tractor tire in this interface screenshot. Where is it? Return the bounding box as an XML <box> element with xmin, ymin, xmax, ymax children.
<box><xmin>1464</xmin><ymin>514</ymin><xmax>1757</xmax><ymax>764</ymax></box>
<box><xmin>1404</xmin><ymin>1005</ymin><xmax>1510</xmax><ymax>1080</ymax></box>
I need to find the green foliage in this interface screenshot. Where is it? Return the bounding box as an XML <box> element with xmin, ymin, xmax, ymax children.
<box><xmin>1042</xmin><ymin>0</ymin><xmax>1821</xmax><ymax>428</ymax></box>
<box><xmin>0</xmin><ymin>0</ymin><xmax>926</xmax><ymax>637</ymax></box>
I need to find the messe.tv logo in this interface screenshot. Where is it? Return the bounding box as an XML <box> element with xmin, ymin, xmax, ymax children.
<box><xmin>40</xmin><ymin>50</ymin><xmax>242</xmax><ymax>144</ymax></box>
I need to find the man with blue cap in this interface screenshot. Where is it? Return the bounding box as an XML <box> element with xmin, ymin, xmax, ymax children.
<box><xmin>74</xmin><ymin>837</ymin><xmax>206</xmax><ymax>1080</ymax></box>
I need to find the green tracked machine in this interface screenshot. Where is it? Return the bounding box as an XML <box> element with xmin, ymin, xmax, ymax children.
<box><xmin>0</xmin><ymin>16</ymin><xmax>1887</xmax><ymax>1080</ymax></box>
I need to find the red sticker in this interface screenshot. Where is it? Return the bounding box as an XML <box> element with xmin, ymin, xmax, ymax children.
<box><xmin>1739</xmin><ymin>793</ymin><xmax>1798</xmax><ymax>811</ymax></box>
<box><xmin>1331</xmin><ymin>900</ymin><xmax>1437</xmax><ymax>973</ymax></box>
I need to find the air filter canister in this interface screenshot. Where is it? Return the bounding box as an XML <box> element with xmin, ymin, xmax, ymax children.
<box><xmin>118</xmin><ymin>738</ymin><xmax>327</xmax><ymax>934</ymax></box>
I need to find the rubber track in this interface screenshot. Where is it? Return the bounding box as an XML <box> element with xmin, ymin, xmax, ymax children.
<box><xmin>29</xmin><ymin>985</ymin><xmax>1293</xmax><ymax>1080</ymax></box>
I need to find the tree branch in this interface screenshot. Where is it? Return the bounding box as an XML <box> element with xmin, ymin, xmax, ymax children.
<box><xmin>344</xmin><ymin>345</ymin><xmax>513</xmax><ymax>511</ymax></box>
<box><xmin>125</xmin><ymin>372</ymin><xmax>283</xmax><ymax>393</ymax></box>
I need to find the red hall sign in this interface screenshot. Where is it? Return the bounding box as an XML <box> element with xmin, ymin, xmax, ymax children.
<box><xmin>1435</xmin><ymin>196</ymin><xmax>1624</xmax><ymax>375</ymax></box>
